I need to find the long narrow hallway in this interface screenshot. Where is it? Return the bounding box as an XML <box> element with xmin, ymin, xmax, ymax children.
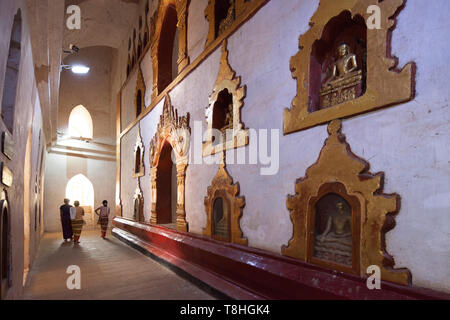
<box><xmin>24</xmin><ymin>230</ymin><xmax>215</xmax><ymax>300</ymax></box>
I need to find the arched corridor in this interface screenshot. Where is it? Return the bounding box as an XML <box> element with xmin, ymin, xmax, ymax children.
<box><xmin>23</xmin><ymin>230</ymin><xmax>214</xmax><ymax>300</ymax></box>
<box><xmin>1</xmin><ymin>0</ymin><xmax>450</xmax><ymax>305</ymax></box>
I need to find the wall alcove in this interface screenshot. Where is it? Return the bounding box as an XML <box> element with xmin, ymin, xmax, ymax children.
<box><xmin>283</xmin><ymin>0</ymin><xmax>416</xmax><ymax>134</ymax></box>
<box><xmin>133</xmin><ymin>125</ymin><xmax>145</xmax><ymax>178</ymax></box>
<box><xmin>150</xmin><ymin>0</ymin><xmax>190</xmax><ymax>99</ymax></box>
<box><xmin>282</xmin><ymin>120</ymin><xmax>411</xmax><ymax>286</ymax></box>
<box><xmin>203</xmin><ymin>155</ymin><xmax>247</xmax><ymax>245</ymax></box>
<box><xmin>203</xmin><ymin>40</ymin><xmax>248</xmax><ymax>157</ymax></box>
<box><xmin>149</xmin><ymin>95</ymin><xmax>190</xmax><ymax>232</ymax></box>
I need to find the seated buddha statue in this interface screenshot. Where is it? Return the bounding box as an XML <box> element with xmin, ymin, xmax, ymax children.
<box><xmin>222</xmin><ymin>103</ymin><xmax>234</xmax><ymax>132</ymax></box>
<box><xmin>323</xmin><ymin>43</ymin><xmax>359</xmax><ymax>85</ymax></box>
<box><xmin>315</xmin><ymin>202</ymin><xmax>352</xmax><ymax>265</ymax></box>
<box><xmin>319</xmin><ymin>43</ymin><xmax>363</xmax><ymax>109</ymax></box>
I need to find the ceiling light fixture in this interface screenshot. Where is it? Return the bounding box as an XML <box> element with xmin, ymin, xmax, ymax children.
<box><xmin>60</xmin><ymin>64</ymin><xmax>90</xmax><ymax>74</ymax></box>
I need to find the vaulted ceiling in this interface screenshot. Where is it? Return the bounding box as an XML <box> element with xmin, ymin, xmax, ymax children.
<box><xmin>27</xmin><ymin>0</ymin><xmax>140</xmax><ymax>146</ymax></box>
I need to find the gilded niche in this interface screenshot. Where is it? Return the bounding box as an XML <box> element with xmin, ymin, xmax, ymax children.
<box><xmin>282</xmin><ymin>120</ymin><xmax>411</xmax><ymax>286</ymax></box>
<box><xmin>283</xmin><ymin>0</ymin><xmax>415</xmax><ymax>134</ymax></box>
<box><xmin>204</xmin><ymin>0</ymin><xmax>263</xmax><ymax>48</ymax></box>
<box><xmin>150</xmin><ymin>0</ymin><xmax>190</xmax><ymax>99</ymax></box>
<box><xmin>203</xmin><ymin>153</ymin><xmax>247</xmax><ymax>245</ymax></box>
<box><xmin>203</xmin><ymin>40</ymin><xmax>248</xmax><ymax>157</ymax></box>
<box><xmin>149</xmin><ymin>95</ymin><xmax>190</xmax><ymax>232</ymax></box>
<box><xmin>135</xmin><ymin>67</ymin><xmax>146</xmax><ymax>119</ymax></box>
<box><xmin>133</xmin><ymin>124</ymin><xmax>145</xmax><ymax>178</ymax></box>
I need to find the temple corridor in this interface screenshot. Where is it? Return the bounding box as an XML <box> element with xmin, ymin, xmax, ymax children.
<box><xmin>23</xmin><ymin>229</ymin><xmax>215</xmax><ymax>300</ymax></box>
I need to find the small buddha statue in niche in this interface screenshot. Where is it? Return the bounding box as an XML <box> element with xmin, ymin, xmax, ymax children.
<box><xmin>319</xmin><ymin>43</ymin><xmax>363</xmax><ymax>109</ymax></box>
<box><xmin>223</xmin><ymin>103</ymin><xmax>234</xmax><ymax>131</ymax></box>
<box><xmin>314</xmin><ymin>202</ymin><xmax>352</xmax><ymax>266</ymax></box>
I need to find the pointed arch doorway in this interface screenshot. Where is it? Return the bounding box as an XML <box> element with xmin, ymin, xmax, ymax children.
<box><xmin>149</xmin><ymin>96</ymin><xmax>190</xmax><ymax>232</ymax></box>
<box><xmin>65</xmin><ymin>174</ymin><xmax>95</xmax><ymax>227</ymax></box>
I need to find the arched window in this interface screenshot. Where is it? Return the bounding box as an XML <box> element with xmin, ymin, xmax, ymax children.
<box><xmin>65</xmin><ymin>174</ymin><xmax>94</xmax><ymax>208</ymax></box>
<box><xmin>1</xmin><ymin>10</ymin><xmax>22</xmax><ymax>134</ymax></box>
<box><xmin>157</xmin><ymin>5</ymin><xmax>178</xmax><ymax>93</ymax></box>
<box><xmin>68</xmin><ymin>105</ymin><xmax>93</xmax><ymax>139</ymax></box>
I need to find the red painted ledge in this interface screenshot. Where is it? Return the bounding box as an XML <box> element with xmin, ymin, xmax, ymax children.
<box><xmin>112</xmin><ymin>217</ymin><xmax>450</xmax><ymax>300</ymax></box>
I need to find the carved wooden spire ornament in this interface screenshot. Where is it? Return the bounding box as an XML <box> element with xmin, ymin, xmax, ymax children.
<box><xmin>282</xmin><ymin>120</ymin><xmax>411</xmax><ymax>286</ymax></box>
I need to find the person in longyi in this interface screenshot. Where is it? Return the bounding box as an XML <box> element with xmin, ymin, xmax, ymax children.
<box><xmin>95</xmin><ymin>200</ymin><xmax>110</xmax><ymax>238</ymax></box>
<box><xmin>70</xmin><ymin>201</ymin><xmax>85</xmax><ymax>244</ymax></box>
<box><xmin>59</xmin><ymin>198</ymin><xmax>73</xmax><ymax>241</ymax></box>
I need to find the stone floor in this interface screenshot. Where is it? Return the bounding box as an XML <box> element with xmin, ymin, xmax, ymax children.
<box><xmin>23</xmin><ymin>229</ymin><xmax>215</xmax><ymax>300</ymax></box>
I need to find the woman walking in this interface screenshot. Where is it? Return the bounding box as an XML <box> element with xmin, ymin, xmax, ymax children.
<box><xmin>70</xmin><ymin>201</ymin><xmax>85</xmax><ymax>243</ymax></box>
<box><xmin>95</xmin><ymin>200</ymin><xmax>110</xmax><ymax>238</ymax></box>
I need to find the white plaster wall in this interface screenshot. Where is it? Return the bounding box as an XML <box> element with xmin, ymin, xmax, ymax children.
<box><xmin>119</xmin><ymin>0</ymin><xmax>450</xmax><ymax>293</ymax></box>
<box><xmin>0</xmin><ymin>0</ymin><xmax>47</xmax><ymax>299</ymax></box>
<box><xmin>44</xmin><ymin>153</ymin><xmax>115</xmax><ymax>232</ymax></box>
<box><xmin>139</xmin><ymin>99</ymin><xmax>164</xmax><ymax>222</ymax></box>
<box><xmin>140</xmin><ymin>51</ymin><xmax>153</xmax><ymax>108</ymax></box>
<box><xmin>187</xmin><ymin>0</ymin><xmax>209</xmax><ymax>63</ymax></box>
<box><xmin>120</xmin><ymin>125</ymin><xmax>138</xmax><ymax>220</ymax></box>
<box><xmin>121</xmin><ymin>68</ymin><xmax>138</xmax><ymax>130</ymax></box>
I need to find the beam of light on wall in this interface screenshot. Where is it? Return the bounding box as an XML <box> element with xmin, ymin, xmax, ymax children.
<box><xmin>68</xmin><ymin>105</ymin><xmax>93</xmax><ymax>139</ymax></box>
<box><xmin>71</xmin><ymin>65</ymin><xmax>90</xmax><ymax>74</ymax></box>
<box><xmin>65</xmin><ymin>174</ymin><xmax>94</xmax><ymax>208</ymax></box>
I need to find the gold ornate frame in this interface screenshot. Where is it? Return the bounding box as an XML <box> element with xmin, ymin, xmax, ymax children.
<box><xmin>149</xmin><ymin>95</ymin><xmax>191</xmax><ymax>232</ymax></box>
<box><xmin>133</xmin><ymin>124</ymin><xmax>145</xmax><ymax>178</ymax></box>
<box><xmin>204</xmin><ymin>0</ymin><xmax>262</xmax><ymax>48</ymax></box>
<box><xmin>135</xmin><ymin>67</ymin><xmax>146</xmax><ymax>119</ymax></box>
<box><xmin>282</xmin><ymin>120</ymin><xmax>411</xmax><ymax>286</ymax></box>
<box><xmin>203</xmin><ymin>40</ymin><xmax>248</xmax><ymax>157</ymax></box>
<box><xmin>150</xmin><ymin>0</ymin><xmax>190</xmax><ymax>100</ymax></box>
<box><xmin>283</xmin><ymin>0</ymin><xmax>415</xmax><ymax>134</ymax></box>
<box><xmin>203</xmin><ymin>158</ymin><xmax>247</xmax><ymax>245</ymax></box>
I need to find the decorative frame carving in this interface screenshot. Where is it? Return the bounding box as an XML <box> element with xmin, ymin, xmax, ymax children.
<box><xmin>283</xmin><ymin>0</ymin><xmax>415</xmax><ymax>134</ymax></box>
<box><xmin>135</xmin><ymin>67</ymin><xmax>146</xmax><ymax>119</ymax></box>
<box><xmin>204</xmin><ymin>0</ymin><xmax>256</xmax><ymax>48</ymax></box>
<box><xmin>149</xmin><ymin>95</ymin><xmax>190</xmax><ymax>232</ymax></box>
<box><xmin>150</xmin><ymin>0</ymin><xmax>190</xmax><ymax>100</ymax></box>
<box><xmin>203</xmin><ymin>40</ymin><xmax>248</xmax><ymax>157</ymax></box>
<box><xmin>133</xmin><ymin>181</ymin><xmax>144</xmax><ymax>222</ymax></box>
<box><xmin>282</xmin><ymin>120</ymin><xmax>411</xmax><ymax>286</ymax></box>
<box><xmin>133</xmin><ymin>124</ymin><xmax>145</xmax><ymax>178</ymax></box>
<box><xmin>203</xmin><ymin>155</ymin><xmax>247</xmax><ymax>245</ymax></box>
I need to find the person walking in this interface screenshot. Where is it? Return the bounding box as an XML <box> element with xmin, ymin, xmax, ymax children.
<box><xmin>70</xmin><ymin>201</ymin><xmax>85</xmax><ymax>243</ymax></box>
<box><xmin>59</xmin><ymin>198</ymin><xmax>73</xmax><ymax>241</ymax></box>
<box><xmin>95</xmin><ymin>200</ymin><xmax>110</xmax><ymax>238</ymax></box>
